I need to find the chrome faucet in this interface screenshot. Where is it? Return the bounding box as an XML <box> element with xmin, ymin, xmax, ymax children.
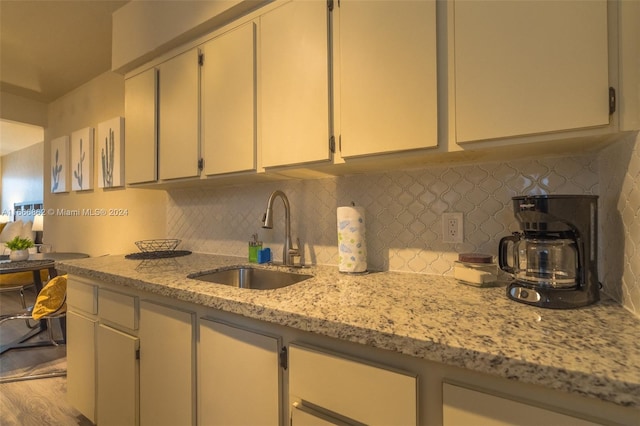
<box><xmin>261</xmin><ymin>190</ymin><xmax>301</xmax><ymax>266</ymax></box>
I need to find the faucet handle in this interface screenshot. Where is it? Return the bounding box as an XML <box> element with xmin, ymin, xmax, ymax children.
<box><xmin>289</xmin><ymin>238</ymin><xmax>303</xmax><ymax>267</ymax></box>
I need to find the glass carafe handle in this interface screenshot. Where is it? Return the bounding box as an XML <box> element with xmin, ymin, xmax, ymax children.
<box><xmin>499</xmin><ymin>233</ymin><xmax>521</xmax><ymax>274</ymax></box>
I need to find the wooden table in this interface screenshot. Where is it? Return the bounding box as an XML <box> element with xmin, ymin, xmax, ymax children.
<box><xmin>0</xmin><ymin>258</ymin><xmax>60</xmax><ymax>354</ymax></box>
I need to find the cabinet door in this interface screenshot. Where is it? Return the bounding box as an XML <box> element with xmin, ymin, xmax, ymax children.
<box><xmin>158</xmin><ymin>49</ymin><xmax>200</xmax><ymax>180</ymax></box>
<box><xmin>260</xmin><ymin>0</ymin><xmax>331</xmax><ymax>168</ymax></box>
<box><xmin>443</xmin><ymin>383</ymin><xmax>600</xmax><ymax>426</ymax></box>
<box><xmin>199</xmin><ymin>318</ymin><xmax>281</xmax><ymax>425</ymax></box>
<box><xmin>125</xmin><ymin>68</ymin><xmax>157</xmax><ymax>184</ymax></box>
<box><xmin>338</xmin><ymin>0</ymin><xmax>437</xmax><ymax>157</ymax></box>
<box><xmin>97</xmin><ymin>324</ymin><xmax>139</xmax><ymax>426</ymax></box>
<box><xmin>67</xmin><ymin>311</ymin><xmax>97</xmax><ymax>423</ymax></box>
<box><xmin>202</xmin><ymin>22</ymin><xmax>256</xmax><ymax>175</ymax></box>
<box><xmin>453</xmin><ymin>0</ymin><xmax>609</xmax><ymax>143</ymax></box>
<box><xmin>291</xmin><ymin>402</ymin><xmax>347</xmax><ymax>426</ymax></box>
<box><xmin>289</xmin><ymin>344</ymin><xmax>417</xmax><ymax>425</ymax></box>
<box><xmin>139</xmin><ymin>301</ymin><xmax>195</xmax><ymax>426</ymax></box>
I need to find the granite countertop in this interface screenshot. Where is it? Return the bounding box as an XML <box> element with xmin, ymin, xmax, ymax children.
<box><xmin>57</xmin><ymin>253</ymin><xmax>640</xmax><ymax>410</ymax></box>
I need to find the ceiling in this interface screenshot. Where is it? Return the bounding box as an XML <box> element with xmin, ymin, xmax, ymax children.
<box><xmin>0</xmin><ymin>119</ymin><xmax>44</xmax><ymax>157</ymax></box>
<box><xmin>0</xmin><ymin>0</ymin><xmax>129</xmax><ymax>156</ymax></box>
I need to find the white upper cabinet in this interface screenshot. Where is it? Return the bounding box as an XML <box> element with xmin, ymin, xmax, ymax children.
<box><xmin>452</xmin><ymin>0</ymin><xmax>610</xmax><ymax>144</ymax></box>
<box><xmin>201</xmin><ymin>22</ymin><xmax>257</xmax><ymax>176</ymax></box>
<box><xmin>158</xmin><ymin>48</ymin><xmax>201</xmax><ymax>180</ymax></box>
<box><xmin>337</xmin><ymin>0</ymin><xmax>438</xmax><ymax>158</ymax></box>
<box><xmin>125</xmin><ymin>68</ymin><xmax>157</xmax><ymax>184</ymax></box>
<box><xmin>260</xmin><ymin>0</ymin><xmax>332</xmax><ymax>168</ymax></box>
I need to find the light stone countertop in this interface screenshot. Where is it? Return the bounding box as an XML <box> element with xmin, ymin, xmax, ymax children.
<box><xmin>57</xmin><ymin>253</ymin><xmax>640</xmax><ymax>410</ymax></box>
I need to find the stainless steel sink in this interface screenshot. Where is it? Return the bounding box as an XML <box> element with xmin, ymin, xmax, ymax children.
<box><xmin>188</xmin><ymin>267</ymin><xmax>312</xmax><ymax>290</ymax></box>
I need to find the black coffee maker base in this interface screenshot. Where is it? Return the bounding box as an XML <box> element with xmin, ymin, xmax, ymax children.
<box><xmin>507</xmin><ymin>282</ymin><xmax>600</xmax><ymax>309</ymax></box>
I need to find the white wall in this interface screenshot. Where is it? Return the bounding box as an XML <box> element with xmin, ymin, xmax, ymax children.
<box><xmin>0</xmin><ymin>91</ymin><xmax>47</xmax><ymax>127</ymax></box>
<box><xmin>112</xmin><ymin>0</ymin><xmax>266</xmax><ymax>72</ymax></box>
<box><xmin>1</xmin><ymin>142</ymin><xmax>44</xmax><ymax>215</ymax></box>
<box><xmin>43</xmin><ymin>71</ymin><xmax>167</xmax><ymax>257</ymax></box>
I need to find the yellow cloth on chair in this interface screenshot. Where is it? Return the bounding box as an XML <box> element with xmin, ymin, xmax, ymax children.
<box><xmin>0</xmin><ymin>270</ymin><xmax>49</xmax><ymax>286</ymax></box>
<box><xmin>32</xmin><ymin>274</ymin><xmax>67</xmax><ymax>320</ymax></box>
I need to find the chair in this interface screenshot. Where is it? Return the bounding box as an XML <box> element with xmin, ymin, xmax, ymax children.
<box><xmin>0</xmin><ymin>274</ymin><xmax>67</xmax><ymax>382</ymax></box>
<box><xmin>0</xmin><ymin>270</ymin><xmax>50</xmax><ymax>328</ymax></box>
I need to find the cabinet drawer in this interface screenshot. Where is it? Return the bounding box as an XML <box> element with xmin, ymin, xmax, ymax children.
<box><xmin>443</xmin><ymin>383</ymin><xmax>601</xmax><ymax>426</ymax></box>
<box><xmin>67</xmin><ymin>278</ymin><xmax>97</xmax><ymax>314</ymax></box>
<box><xmin>99</xmin><ymin>288</ymin><xmax>138</xmax><ymax>331</ymax></box>
<box><xmin>289</xmin><ymin>344</ymin><xmax>417</xmax><ymax>425</ymax></box>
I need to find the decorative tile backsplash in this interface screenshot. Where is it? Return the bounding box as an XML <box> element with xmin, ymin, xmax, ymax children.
<box><xmin>598</xmin><ymin>132</ymin><xmax>640</xmax><ymax>315</ymax></box>
<box><xmin>168</xmin><ymin>133</ymin><xmax>640</xmax><ymax>316</ymax></box>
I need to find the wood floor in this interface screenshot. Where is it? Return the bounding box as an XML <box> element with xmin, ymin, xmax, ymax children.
<box><xmin>0</xmin><ymin>288</ymin><xmax>93</xmax><ymax>426</ymax></box>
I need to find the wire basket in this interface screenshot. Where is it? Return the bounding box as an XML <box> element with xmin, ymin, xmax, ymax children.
<box><xmin>135</xmin><ymin>239</ymin><xmax>181</xmax><ymax>253</ymax></box>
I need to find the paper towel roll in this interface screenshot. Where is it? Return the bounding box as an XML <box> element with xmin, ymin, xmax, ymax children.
<box><xmin>337</xmin><ymin>206</ymin><xmax>367</xmax><ymax>273</ymax></box>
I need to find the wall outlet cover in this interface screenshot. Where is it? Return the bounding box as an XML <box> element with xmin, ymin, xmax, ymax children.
<box><xmin>443</xmin><ymin>212</ymin><xmax>463</xmax><ymax>243</ymax></box>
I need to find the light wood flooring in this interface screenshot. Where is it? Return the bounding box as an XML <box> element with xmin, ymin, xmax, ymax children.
<box><xmin>0</xmin><ymin>287</ymin><xmax>93</xmax><ymax>425</ymax></box>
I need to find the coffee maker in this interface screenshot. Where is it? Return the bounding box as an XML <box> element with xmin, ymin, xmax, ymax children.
<box><xmin>499</xmin><ymin>195</ymin><xmax>600</xmax><ymax>309</ymax></box>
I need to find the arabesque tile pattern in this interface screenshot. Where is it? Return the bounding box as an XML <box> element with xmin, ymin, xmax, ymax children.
<box><xmin>168</xmin><ymin>133</ymin><xmax>640</xmax><ymax>316</ymax></box>
<box><xmin>599</xmin><ymin>132</ymin><xmax>640</xmax><ymax>315</ymax></box>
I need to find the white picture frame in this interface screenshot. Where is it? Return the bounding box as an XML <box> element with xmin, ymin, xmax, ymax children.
<box><xmin>71</xmin><ymin>127</ymin><xmax>94</xmax><ymax>191</ymax></box>
<box><xmin>97</xmin><ymin>117</ymin><xmax>125</xmax><ymax>188</ymax></box>
<box><xmin>51</xmin><ymin>135</ymin><xmax>69</xmax><ymax>193</ymax></box>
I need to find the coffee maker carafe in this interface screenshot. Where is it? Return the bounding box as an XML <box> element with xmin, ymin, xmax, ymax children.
<box><xmin>499</xmin><ymin>195</ymin><xmax>599</xmax><ymax>309</ymax></box>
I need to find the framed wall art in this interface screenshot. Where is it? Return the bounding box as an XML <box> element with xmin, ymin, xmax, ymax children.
<box><xmin>50</xmin><ymin>135</ymin><xmax>69</xmax><ymax>193</ymax></box>
<box><xmin>97</xmin><ymin>117</ymin><xmax>125</xmax><ymax>188</ymax></box>
<box><xmin>71</xmin><ymin>127</ymin><xmax>94</xmax><ymax>191</ymax></box>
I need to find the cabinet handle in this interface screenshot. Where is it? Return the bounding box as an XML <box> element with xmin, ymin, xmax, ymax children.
<box><xmin>609</xmin><ymin>87</ymin><xmax>616</xmax><ymax>115</ymax></box>
<box><xmin>280</xmin><ymin>346</ymin><xmax>288</xmax><ymax>370</ymax></box>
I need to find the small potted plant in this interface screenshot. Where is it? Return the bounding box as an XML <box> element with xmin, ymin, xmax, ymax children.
<box><xmin>5</xmin><ymin>236</ymin><xmax>34</xmax><ymax>261</ymax></box>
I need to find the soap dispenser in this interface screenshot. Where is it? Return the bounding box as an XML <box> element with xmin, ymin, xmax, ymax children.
<box><xmin>249</xmin><ymin>233</ymin><xmax>262</xmax><ymax>263</ymax></box>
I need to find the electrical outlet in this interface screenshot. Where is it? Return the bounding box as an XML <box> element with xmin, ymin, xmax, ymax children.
<box><xmin>442</xmin><ymin>212</ymin><xmax>463</xmax><ymax>243</ymax></box>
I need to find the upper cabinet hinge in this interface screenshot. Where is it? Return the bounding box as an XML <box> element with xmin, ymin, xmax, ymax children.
<box><xmin>609</xmin><ymin>87</ymin><xmax>616</xmax><ymax>115</ymax></box>
<box><xmin>136</xmin><ymin>349</ymin><xmax>140</xmax><ymax>360</ymax></box>
<box><xmin>329</xmin><ymin>135</ymin><xmax>335</xmax><ymax>153</ymax></box>
<box><xmin>198</xmin><ymin>53</ymin><xmax>204</xmax><ymax>66</ymax></box>
<box><xmin>198</xmin><ymin>158</ymin><xmax>204</xmax><ymax>171</ymax></box>
<box><xmin>328</xmin><ymin>0</ymin><xmax>334</xmax><ymax>12</ymax></box>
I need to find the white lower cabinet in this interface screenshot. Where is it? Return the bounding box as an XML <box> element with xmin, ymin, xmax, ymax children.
<box><xmin>289</xmin><ymin>344</ymin><xmax>418</xmax><ymax>425</ymax></box>
<box><xmin>96</xmin><ymin>288</ymin><xmax>140</xmax><ymax>426</ymax></box>
<box><xmin>67</xmin><ymin>275</ymin><xmax>631</xmax><ymax>426</ymax></box>
<box><xmin>97</xmin><ymin>324</ymin><xmax>139</xmax><ymax>426</ymax></box>
<box><xmin>68</xmin><ymin>279</ymin><xmax>196</xmax><ymax>426</ymax></box>
<box><xmin>139</xmin><ymin>300</ymin><xmax>196</xmax><ymax>426</ymax></box>
<box><xmin>198</xmin><ymin>318</ymin><xmax>281</xmax><ymax>425</ymax></box>
<box><xmin>66</xmin><ymin>310</ymin><xmax>98</xmax><ymax>423</ymax></box>
<box><xmin>67</xmin><ymin>278</ymin><xmax>98</xmax><ymax>423</ymax></box>
<box><xmin>442</xmin><ymin>383</ymin><xmax>601</xmax><ymax>426</ymax></box>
